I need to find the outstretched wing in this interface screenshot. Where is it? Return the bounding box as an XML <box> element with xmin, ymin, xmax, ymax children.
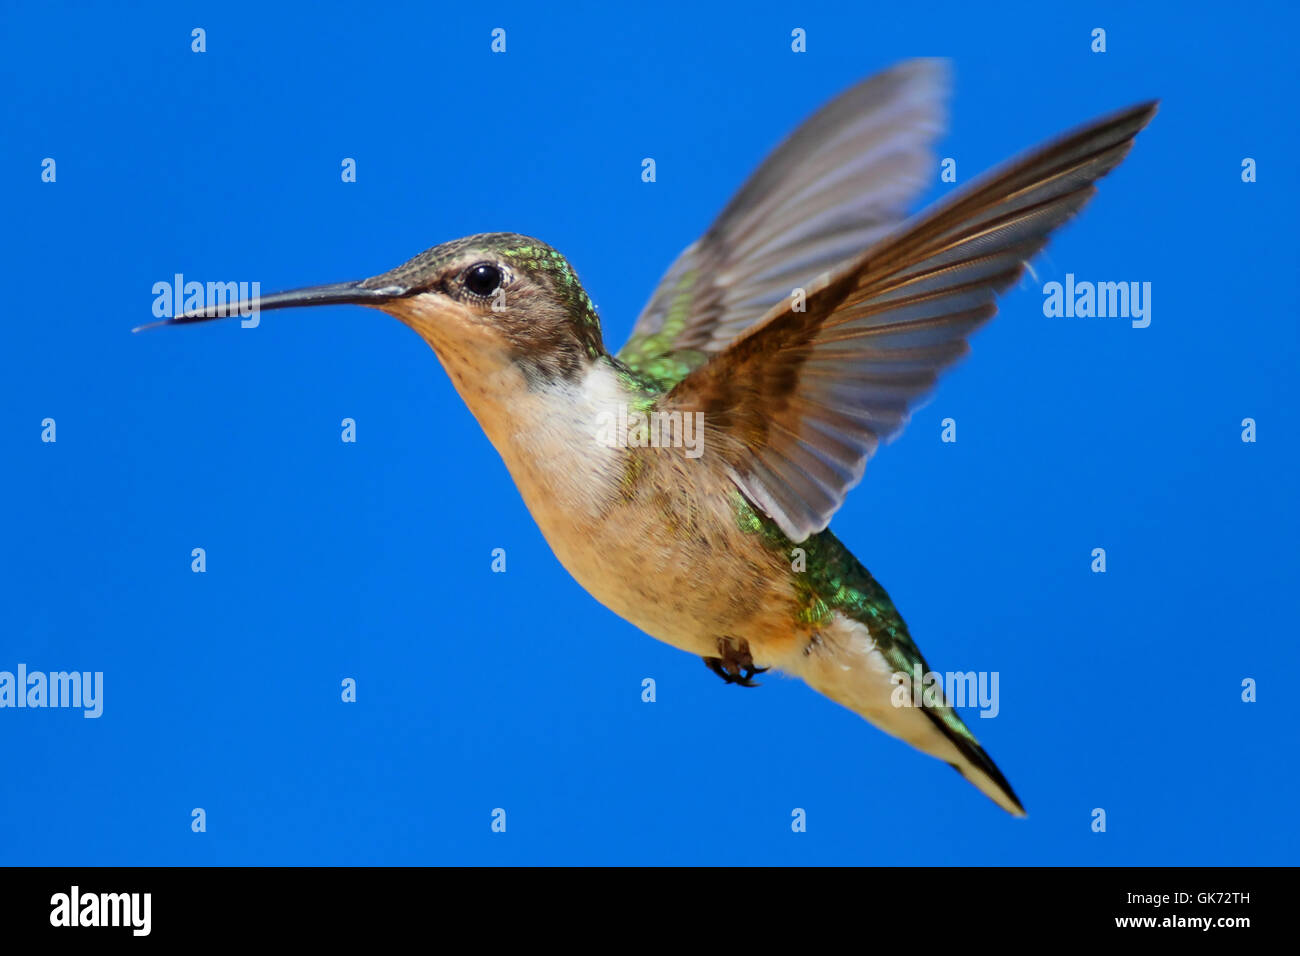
<box><xmin>662</xmin><ymin>101</ymin><xmax>1158</xmax><ymax>542</ymax></box>
<box><xmin>617</xmin><ymin>59</ymin><xmax>950</xmax><ymax>388</ymax></box>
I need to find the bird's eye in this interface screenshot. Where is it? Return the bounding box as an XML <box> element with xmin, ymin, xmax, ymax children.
<box><xmin>463</xmin><ymin>262</ymin><xmax>504</xmax><ymax>298</ymax></box>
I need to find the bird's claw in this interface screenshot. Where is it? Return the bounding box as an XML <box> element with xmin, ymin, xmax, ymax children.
<box><xmin>703</xmin><ymin>639</ymin><xmax>768</xmax><ymax>687</ymax></box>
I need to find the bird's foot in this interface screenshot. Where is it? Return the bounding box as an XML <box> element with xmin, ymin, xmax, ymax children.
<box><xmin>703</xmin><ymin>638</ymin><xmax>768</xmax><ymax>687</ymax></box>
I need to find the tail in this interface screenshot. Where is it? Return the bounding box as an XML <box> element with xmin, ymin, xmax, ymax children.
<box><xmin>916</xmin><ymin>694</ymin><xmax>1026</xmax><ymax>817</ymax></box>
<box><xmin>793</xmin><ymin>611</ymin><xmax>1026</xmax><ymax>817</ymax></box>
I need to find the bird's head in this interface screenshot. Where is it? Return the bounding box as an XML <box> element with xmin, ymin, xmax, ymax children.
<box><xmin>142</xmin><ymin>232</ymin><xmax>610</xmax><ymax>389</ymax></box>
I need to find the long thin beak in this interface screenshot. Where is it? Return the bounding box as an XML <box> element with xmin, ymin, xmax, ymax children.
<box><xmin>132</xmin><ymin>280</ymin><xmax>411</xmax><ymax>332</ymax></box>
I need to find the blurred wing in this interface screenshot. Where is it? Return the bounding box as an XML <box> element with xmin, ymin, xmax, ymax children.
<box><xmin>618</xmin><ymin>59</ymin><xmax>950</xmax><ymax>388</ymax></box>
<box><xmin>665</xmin><ymin>101</ymin><xmax>1158</xmax><ymax>542</ymax></box>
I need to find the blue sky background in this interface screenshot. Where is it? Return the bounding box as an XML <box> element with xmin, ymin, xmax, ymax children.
<box><xmin>2</xmin><ymin>1</ymin><xmax>1296</xmax><ymax>865</ymax></box>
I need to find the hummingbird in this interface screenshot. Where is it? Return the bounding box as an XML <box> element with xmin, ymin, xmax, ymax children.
<box><xmin>140</xmin><ymin>60</ymin><xmax>1155</xmax><ymax>816</ymax></box>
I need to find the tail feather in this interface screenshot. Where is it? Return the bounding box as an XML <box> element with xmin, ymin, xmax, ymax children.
<box><xmin>791</xmin><ymin>610</ymin><xmax>1026</xmax><ymax>817</ymax></box>
<box><xmin>919</xmin><ymin>705</ymin><xmax>1025</xmax><ymax>817</ymax></box>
